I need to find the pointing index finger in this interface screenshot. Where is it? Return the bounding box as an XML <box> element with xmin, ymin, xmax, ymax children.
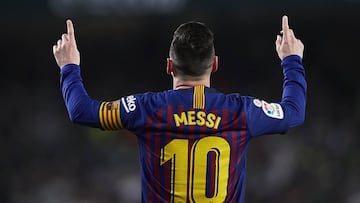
<box><xmin>281</xmin><ymin>15</ymin><xmax>291</xmax><ymax>42</ymax></box>
<box><xmin>66</xmin><ymin>19</ymin><xmax>75</xmax><ymax>41</ymax></box>
<box><xmin>282</xmin><ymin>15</ymin><xmax>289</xmax><ymax>31</ymax></box>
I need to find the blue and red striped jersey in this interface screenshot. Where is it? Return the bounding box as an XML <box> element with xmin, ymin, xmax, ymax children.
<box><xmin>60</xmin><ymin>55</ymin><xmax>306</xmax><ymax>203</ymax></box>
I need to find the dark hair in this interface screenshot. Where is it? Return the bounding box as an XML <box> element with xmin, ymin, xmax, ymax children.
<box><xmin>169</xmin><ymin>21</ymin><xmax>215</xmax><ymax>78</ymax></box>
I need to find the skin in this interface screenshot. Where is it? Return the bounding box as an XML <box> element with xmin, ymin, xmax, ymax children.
<box><xmin>276</xmin><ymin>15</ymin><xmax>304</xmax><ymax>60</ymax></box>
<box><xmin>53</xmin><ymin>20</ymin><xmax>80</xmax><ymax>68</ymax></box>
<box><xmin>53</xmin><ymin>15</ymin><xmax>304</xmax><ymax>89</ymax></box>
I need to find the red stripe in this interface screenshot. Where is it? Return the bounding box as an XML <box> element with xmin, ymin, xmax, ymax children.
<box><xmin>164</xmin><ymin>105</ymin><xmax>173</xmax><ymax>202</ymax></box>
<box><xmin>102</xmin><ymin>104</ymin><xmax>108</xmax><ymax>129</ymax></box>
<box><xmin>231</xmin><ymin>112</ymin><xmax>239</xmax><ymax>193</ymax></box>
<box><xmin>222</xmin><ymin>109</ymin><xmax>236</xmax><ymax>196</ymax></box>
<box><xmin>177</xmin><ymin>106</ymin><xmax>184</xmax><ymax>138</ymax></box>
<box><xmin>232</xmin><ymin>112</ymin><xmax>247</xmax><ymax>199</ymax></box>
<box><xmin>145</xmin><ymin>116</ymin><xmax>154</xmax><ymax>202</ymax></box>
<box><xmin>219</xmin><ymin>108</ymin><xmax>231</xmax><ymax>196</ymax></box>
<box><xmin>167</xmin><ymin>105</ymin><xmax>173</xmax><ymax>131</ymax></box>
<box><xmin>239</xmin><ymin>112</ymin><xmax>247</xmax><ymax>157</ymax></box>
<box><xmin>211</xmin><ymin>109</ymin><xmax>218</xmax><ymax>135</ymax></box>
<box><xmin>154</xmin><ymin>109</ymin><xmax>163</xmax><ymax>202</ymax></box>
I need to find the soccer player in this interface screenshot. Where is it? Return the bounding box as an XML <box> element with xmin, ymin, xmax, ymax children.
<box><xmin>53</xmin><ymin>15</ymin><xmax>306</xmax><ymax>203</ymax></box>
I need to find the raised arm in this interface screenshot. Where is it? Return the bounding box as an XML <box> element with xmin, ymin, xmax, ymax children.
<box><xmin>53</xmin><ymin>20</ymin><xmax>122</xmax><ymax>130</ymax></box>
<box><xmin>245</xmin><ymin>15</ymin><xmax>306</xmax><ymax>137</ymax></box>
<box><xmin>274</xmin><ymin>16</ymin><xmax>307</xmax><ymax>130</ymax></box>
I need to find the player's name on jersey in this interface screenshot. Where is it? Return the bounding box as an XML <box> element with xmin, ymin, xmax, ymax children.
<box><xmin>173</xmin><ymin>110</ymin><xmax>221</xmax><ymax>129</ymax></box>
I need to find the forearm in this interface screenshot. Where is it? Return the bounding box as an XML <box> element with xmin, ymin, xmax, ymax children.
<box><xmin>60</xmin><ymin>64</ymin><xmax>102</xmax><ymax>128</ymax></box>
<box><xmin>280</xmin><ymin>55</ymin><xmax>307</xmax><ymax>127</ymax></box>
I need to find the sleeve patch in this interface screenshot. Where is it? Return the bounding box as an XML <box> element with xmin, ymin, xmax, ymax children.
<box><xmin>99</xmin><ymin>101</ymin><xmax>123</xmax><ymax>130</ymax></box>
<box><xmin>253</xmin><ymin>99</ymin><xmax>262</xmax><ymax>107</ymax></box>
<box><xmin>253</xmin><ymin>99</ymin><xmax>284</xmax><ymax>119</ymax></box>
<box><xmin>121</xmin><ymin>95</ymin><xmax>137</xmax><ymax>113</ymax></box>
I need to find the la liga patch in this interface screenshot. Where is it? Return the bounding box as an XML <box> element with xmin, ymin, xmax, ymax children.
<box><xmin>261</xmin><ymin>100</ymin><xmax>284</xmax><ymax>119</ymax></box>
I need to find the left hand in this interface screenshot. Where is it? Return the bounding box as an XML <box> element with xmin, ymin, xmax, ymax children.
<box><xmin>53</xmin><ymin>19</ymin><xmax>80</xmax><ymax>69</ymax></box>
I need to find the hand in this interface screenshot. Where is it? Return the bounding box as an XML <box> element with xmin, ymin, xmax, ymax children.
<box><xmin>53</xmin><ymin>19</ymin><xmax>80</xmax><ymax>69</ymax></box>
<box><xmin>275</xmin><ymin>15</ymin><xmax>304</xmax><ymax>60</ymax></box>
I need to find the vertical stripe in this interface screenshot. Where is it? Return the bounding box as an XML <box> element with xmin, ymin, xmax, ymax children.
<box><xmin>229</xmin><ymin>111</ymin><xmax>238</xmax><ymax>199</ymax></box>
<box><xmin>99</xmin><ymin>102</ymin><xmax>105</xmax><ymax>128</ymax></box>
<box><xmin>239</xmin><ymin>112</ymin><xmax>247</xmax><ymax>157</ymax></box>
<box><xmin>171</xmin><ymin>154</ymin><xmax>176</xmax><ymax>203</ymax></box>
<box><xmin>107</xmin><ymin>110</ymin><xmax>115</xmax><ymax>130</ymax></box>
<box><xmin>154</xmin><ymin>109</ymin><xmax>163</xmax><ymax>202</ymax></box>
<box><xmin>177</xmin><ymin>106</ymin><xmax>185</xmax><ymax>139</ymax></box>
<box><xmin>102</xmin><ymin>102</ymin><xmax>110</xmax><ymax>130</ymax></box>
<box><xmin>145</xmin><ymin>116</ymin><xmax>154</xmax><ymax>202</ymax></box>
<box><xmin>163</xmin><ymin>105</ymin><xmax>173</xmax><ymax>202</ymax></box>
<box><xmin>232</xmin><ymin>112</ymin><xmax>247</xmax><ymax>200</ymax></box>
<box><xmin>220</xmin><ymin>108</ymin><xmax>232</xmax><ymax>199</ymax></box>
<box><xmin>193</xmin><ymin>87</ymin><xmax>197</xmax><ymax>109</ymax></box>
<box><xmin>111</xmin><ymin>108</ymin><xmax>122</xmax><ymax>129</ymax></box>
<box><xmin>193</xmin><ymin>87</ymin><xmax>196</xmax><ymax>109</ymax></box>
<box><xmin>111</xmin><ymin>109</ymin><xmax>117</xmax><ymax>128</ymax></box>
<box><xmin>193</xmin><ymin>86</ymin><xmax>205</xmax><ymax>109</ymax></box>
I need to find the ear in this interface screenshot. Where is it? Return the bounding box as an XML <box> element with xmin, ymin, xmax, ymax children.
<box><xmin>166</xmin><ymin>58</ymin><xmax>173</xmax><ymax>75</ymax></box>
<box><xmin>212</xmin><ymin>55</ymin><xmax>218</xmax><ymax>73</ymax></box>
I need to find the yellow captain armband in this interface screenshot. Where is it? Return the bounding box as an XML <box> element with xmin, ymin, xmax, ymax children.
<box><xmin>99</xmin><ymin>100</ymin><xmax>123</xmax><ymax>130</ymax></box>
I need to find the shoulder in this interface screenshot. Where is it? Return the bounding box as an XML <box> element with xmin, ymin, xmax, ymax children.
<box><xmin>135</xmin><ymin>90</ymin><xmax>170</xmax><ymax>102</ymax></box>
<box><xmin>221</xmin><ymin>92</ymin><xmax>254</xmax><ymax>104</ymax></box>
<box><xmin>121</xmin><ymin>90</ymin><xmax>170</xmax><ymax>110</ymax></box>
<box><xmin>206</xmin><ymin>90</ymin><xmax>256</xmax><ymax>111</ymax></box>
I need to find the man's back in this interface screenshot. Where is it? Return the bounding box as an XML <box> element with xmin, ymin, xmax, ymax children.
<box><xmin>122</xmin><ymin>86</ymin><xmax>248</xmax><ymax>202</ymax></box>
<box><xmin>116</xmin><ymin>55</ymin><xmax>305</xmax><ymax>202</ymax></box>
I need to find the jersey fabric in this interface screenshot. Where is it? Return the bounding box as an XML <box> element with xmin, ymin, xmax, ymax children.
<box><xmin>60</xmin><ymin>55</ymin><xmax>306</xmax><ymax>203</ymax></box>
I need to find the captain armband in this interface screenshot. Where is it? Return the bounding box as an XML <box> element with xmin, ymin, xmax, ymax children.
<box><xmin>99</xmin><ymin>101</ymin><xmax>123</xmax><ymax>130</ymax></box>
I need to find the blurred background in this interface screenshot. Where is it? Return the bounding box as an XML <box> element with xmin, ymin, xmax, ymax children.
<box><xmin>1</xmin><ymin>0</ymin><xmax>360</xmax><ymax>202</ymax></box>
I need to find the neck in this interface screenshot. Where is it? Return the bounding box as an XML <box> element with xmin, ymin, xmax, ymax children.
<box><xmin>173</xmin><ymin>78</ymin><xmax>210</xmax><ymax>90</ymax></box>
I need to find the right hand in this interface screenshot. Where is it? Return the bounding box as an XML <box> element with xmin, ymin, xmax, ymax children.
<box><xmin>53</xmin><ymin>19</ymin><xmax>80</xmax><ymax>69</ymax></box>
<box><xmin>275</xmin><ymin>15</ymin><xmax>304</xmax><ymax>60</ymax></box>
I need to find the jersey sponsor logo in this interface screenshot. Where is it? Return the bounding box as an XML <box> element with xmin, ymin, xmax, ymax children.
<box><xmin>261</xmin><ymin>100</ymin><xmax>284</xmax><ymax>119</ymax></box>
<box><xmin>121</xmin><ymin>95</ymin><xmax>137</xmax><ymax>113</ymax></box>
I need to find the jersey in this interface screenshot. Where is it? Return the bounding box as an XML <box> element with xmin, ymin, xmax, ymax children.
<box><xmin>60</xmin><ymin>55</ymin><xmax>306</xmax><ymax>203</ymax></box>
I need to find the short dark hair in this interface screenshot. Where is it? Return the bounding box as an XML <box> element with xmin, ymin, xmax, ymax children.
<box><xmin>169</xmin><ymin>21</ymin><xmax>215</xmax><ymax>78</ymax></box>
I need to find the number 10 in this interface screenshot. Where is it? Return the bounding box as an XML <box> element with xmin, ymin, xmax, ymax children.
<box><xmin>160</xmin><ymin>136</ymin><xmax>230</xmax><ymax>203</ymax></box>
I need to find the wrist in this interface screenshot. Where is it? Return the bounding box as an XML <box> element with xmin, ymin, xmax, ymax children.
<box><xmin>60</xmin><ymin>64</ymin><xmax>80</xmax><ymax>74</ymax></box>
<box><xmin>281</xmin><ymin>55</ymin><xmax>304</xmax><ymax>75</ymax></box>
<box><xmin>282</xmin><ymin>55</ymin><xmax>302</xmax><ymax>64</ymax></box>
